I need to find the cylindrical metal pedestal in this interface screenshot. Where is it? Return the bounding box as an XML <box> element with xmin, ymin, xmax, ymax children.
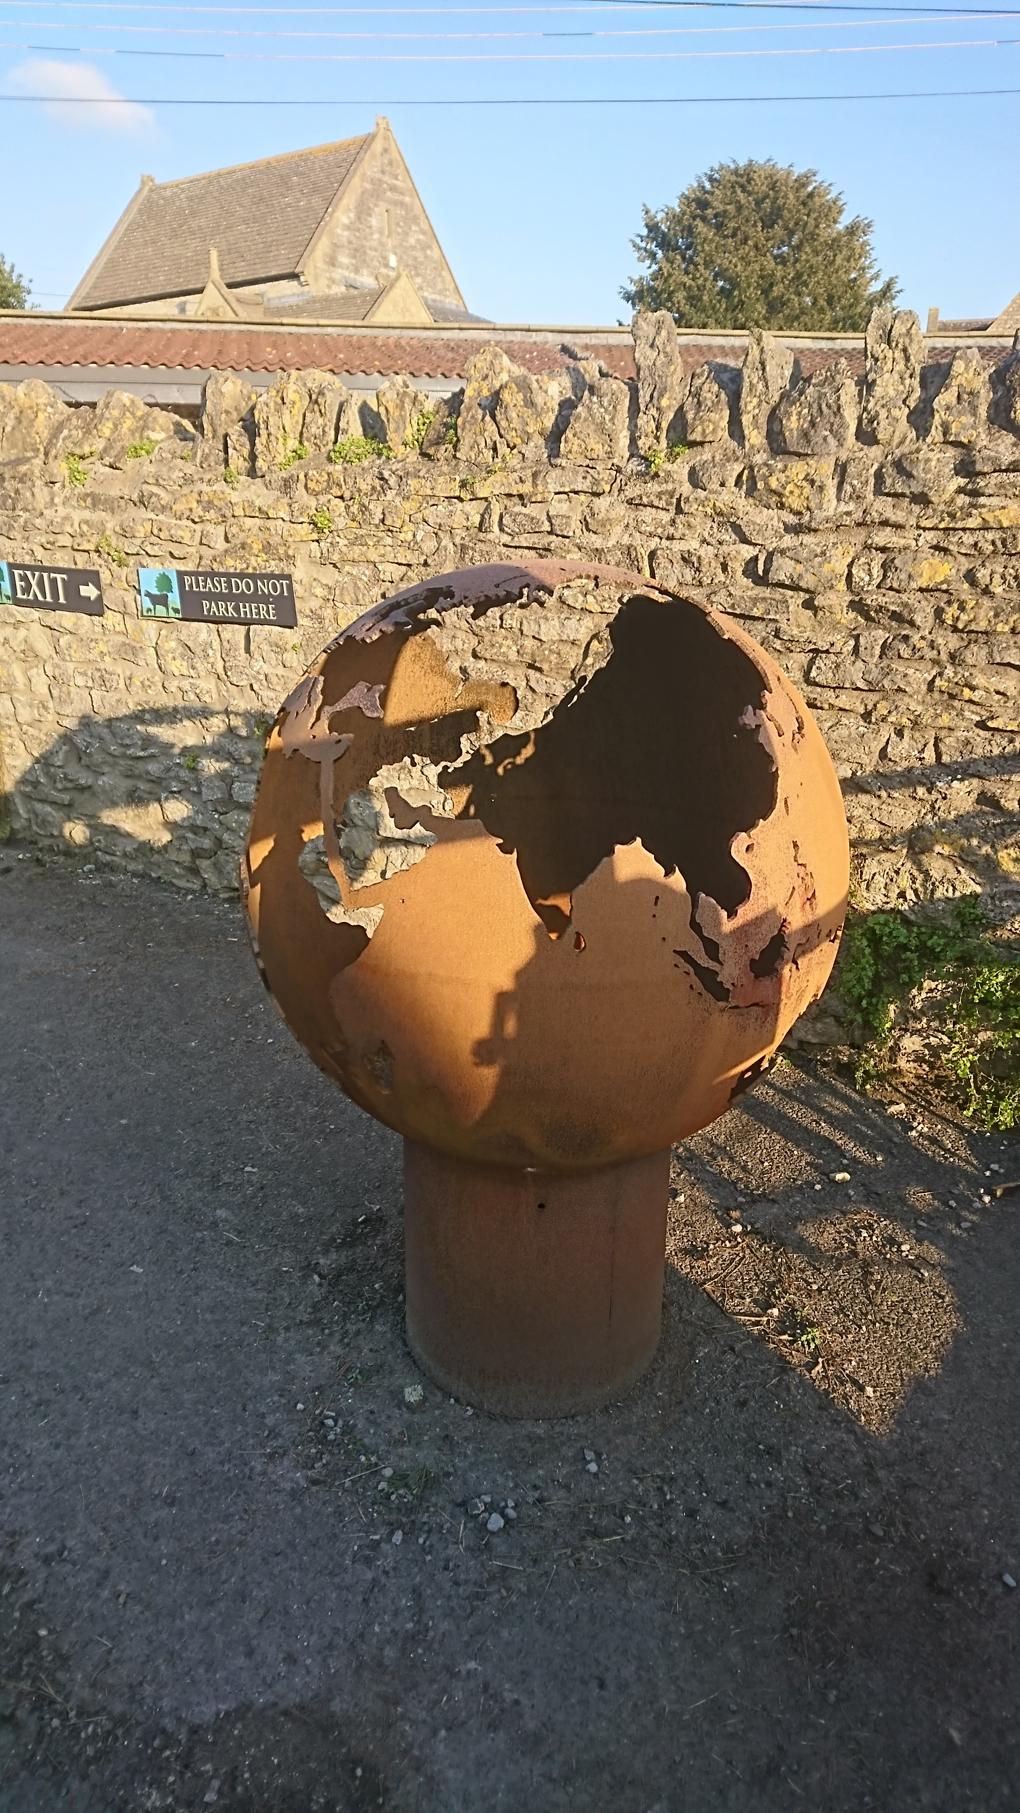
<box><xmin>403</xmin><ymin>1140</ymin><xmax>670</xmax><ymax>1417</ymax></box>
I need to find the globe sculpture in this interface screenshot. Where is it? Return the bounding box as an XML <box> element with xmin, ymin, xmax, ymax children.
<box><xmin>243</xmin><ymin>561</ymin><xmax>849</xmax><ymax>1416</ymax></box>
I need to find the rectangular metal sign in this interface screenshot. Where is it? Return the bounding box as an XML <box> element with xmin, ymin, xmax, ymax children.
<box><xmin>1</xmin><ymin>561</ymin><xmax>104</xmax><ymax>616</ymax></box>
<box><xmin>138</xmin><ymin>567</ymin><xmax>297</xmax><ymax>627</ymax></box>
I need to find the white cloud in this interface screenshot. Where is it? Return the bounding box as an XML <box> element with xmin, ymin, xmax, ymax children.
<box><xmin>10</xmin><ymin>60</ymin><xmax>154</xmax><ymax>134</ymax></box>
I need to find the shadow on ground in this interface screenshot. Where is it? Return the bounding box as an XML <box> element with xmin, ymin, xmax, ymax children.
<box><xmin>0</xmin><ymin>856</ymin><xmax>1017</xmax><ymax>1811</ymax></box>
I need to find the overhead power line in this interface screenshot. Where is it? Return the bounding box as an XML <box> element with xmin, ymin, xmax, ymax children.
<box><xmin>3</xmin><ymin>7</ymin><xmax>1013</xmax><ymax>27</ymax></box>
<box><xmin>3</xmin><ymin>0</ymin><xmax>1020</xmax><ymax>17</ymax></box>
<box><xmin>2</xmin><ymin>78</ymin><xmax>1019</xmax><ymax>94</ymax></box>
<box><xmin>4</xmin><ymin>7</ymin><xmax>1012</xmax><ymax>32</ymax></box>
<box><xmin>4</xmin><ymin>31</ymin><xmax>1016</xmax><ymax>48</ymax></box>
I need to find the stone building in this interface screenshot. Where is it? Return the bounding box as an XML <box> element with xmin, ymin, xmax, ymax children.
<box><xmin>927</xmin><ymin>286</ymin><xmax>1020</xmax><ymax>337</ymax></box>
<box><xmin>65</xmin><ymin>117</ymin><xmax>478</xmax><ymax>329</ymax></box>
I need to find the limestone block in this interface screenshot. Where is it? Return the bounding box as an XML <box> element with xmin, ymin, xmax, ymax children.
<box><xmin>195</xmin><ymin>850</ymin><xmax>240</xmax><ymax>894</ymax></box>
<box><xmin>651</xmin><ymin>545</ymin><xmax>727</xmax><ymax>590</ymax></box>
<box><xmin>197</xmin><ymin>373</ymin><xmax>256</xmax><ymax>472</ymax></box>
<box><xmin>456</xmin><ymin>348</ymin><xmax>515</xmax><ymax>464</ymax></box>
<box><xmin>254</xmin><ymin>374</ymin><xmax>313</xmax><ymax>476</ymax></box>
<box><xmin>493</xmin><ymin>372</ymin><xmax>564</xmax><ymax>453</ymax></box>
<box><xmin>838</xmin><ymin>453</ymin><xmax>879</xmax><ymax>507</ymax></box>
<box><xmin>881</xmin><ymin>550</ymin><xmax>959</xmax><ymax>592</ymax></box>
<box><xmin>420</xmin><ymin>390</ymin><xmax>462</xmax><ymax>457</ymax></box>
<box><xmin>994</xmin><ymin>331</ymin><xmax>1020</xmax><ymax>438</ymax></box>
<box><xmin>55</xmin><ymin>390</ymin><xmax>182</xmax><ymax>468</ymax></box>
<box><xmin>775</xmin><ymin>360</ymin><xmax>858</xmax><ymax>457</ymax></box>
<box><xmin>739</xmin><ymin>330</ymin><xmax>794</xmax><ymax>453</ymax></box>
<box><xmin>687</xmin><ymin>453</ymin><xmax>744</xmax><ymax>491</ymax></box>
<box><xmin>929</xmin><ymin>350</ymin><xmax>991</xmax><ymax>446</ymax></box>
<box><xmin>751</xmin><ymin>458</ymin><xmax>837</xmax><ymax>515</ymax></box>
<box><xmin>860</xmin><ymin>307</ymin><xmax>924</xmax><ymax>448</ymax></box>
<box><xmin>632</xmin><ymin>311</ymin><xmax>684</xmax><ymax>457</ymax></box>
<box><xmin>768</xmin><ymin>544</ymin><xmax>854</xmax><ymax>592</ymax></box>
<box><xmin>558</xmin><ymin>363</ymin><xmax>632</xmax><ymax>466</ymax></box>
<box><xmin>301</xmin><ymin>373</ymin><xmax>356</xmax><ymax>454</ymax></box>
<box><xmin>501</xmin><ymin>505</ymin><xmax>553</xmax><ymax>541</ymax></box>
<box><xmin>375</xmin><ymin>376</ymin><xmax>434</xmax><ymax>453</ymax></box>
<box><xmin>877</xmin><ymin>450</ymin><xmax>959</xmax><ymax>505</ymax></box>
<box><xmin>678</xmin><ymin>363</ymin><xmax>731</xmax><ymax>446</ymax></box>
<box><xmin>0</xmin><ymin>379</ymin><xmax>68</xmax><ymax>462</ymax></box>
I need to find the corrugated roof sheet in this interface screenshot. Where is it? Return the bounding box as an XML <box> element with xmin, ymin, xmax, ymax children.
<box><xmin>73</xmin><ymin>138</ymin><xmax>367</xmax><ymax>311</ymax></box>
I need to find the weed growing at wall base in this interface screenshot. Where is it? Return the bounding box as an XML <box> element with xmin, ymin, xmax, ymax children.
<box><xmin>839</xmin><ymin>902</ymin><xmax>1020</xmax><ymax>1129</ymax></box>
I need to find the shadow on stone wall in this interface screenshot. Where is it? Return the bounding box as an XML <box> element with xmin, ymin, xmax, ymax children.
<box><xmin>6</xmin><ymin>706</ymin><xmax>1020</xmax><ymax>936</ymax></box>
<box><xmin>2</xmin><ymin>705</ymin><xmax>271</xmax><ymax>896</ymax></box>
<box><xmin>842</xmin><ymin>750</ymin><xmax>1020</xmax><ymax>926</ymax></box>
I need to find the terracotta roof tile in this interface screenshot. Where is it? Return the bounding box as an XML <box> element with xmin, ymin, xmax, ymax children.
<box><xmin>0</xmin><ymin>318</ymin><xmax>636</xmax><ymax>381</ymax></box>
<box><xmin>0</xmin><ymin>316</ymin><xmax>1011</xmax><ymax>391</ymax></box>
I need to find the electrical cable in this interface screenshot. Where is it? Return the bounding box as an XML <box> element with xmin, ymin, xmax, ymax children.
<box><xmin>1</xmin><ymin>77</ymin><xmax>1018</xmax><ymax>92</ymax></box>
<box><xmin>2</xmin><ymin>8</ymin><xmax>1010</xmax><ymax>29</ymax></box>
<box><xmin>2</xmin><ymin>0</ymin><xmax>1020</xmax><ymax>17</ymax></box>
<box><xmin>4</xmin><ymin>31</ymin><xmax>1016</xmax><ymax>47</ymax></box>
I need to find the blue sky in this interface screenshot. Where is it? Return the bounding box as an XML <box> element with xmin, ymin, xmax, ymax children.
<box><xmin>1</xmin><ymin>0</ymin><xmax>1017</xmax><ymax>324</ymax></box>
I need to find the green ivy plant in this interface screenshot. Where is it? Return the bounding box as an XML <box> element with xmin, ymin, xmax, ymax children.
<box><xmin>309</xmin><ymin>507</ymin><xmax>333</xmax><ymax>537</ymax></box>
<box><xmin>97</xmin><ymin>532</ymin><xmax>127</xmax><ymax>567</ymax></box>
<box><xmin>404</xmin><ymin>408</ymin><xmax>435</xmax><ymax>452</ymax></box>
<box><xmin>124</xmin><ymin>438</ymin><xmax>159</xmax><ymax>460</ymax></box>
<box><xmin>64</xmin><ymin>454</ymin><xmax>90</xmax><ymax>488</ymax></box>
<box><xmin>329</xmin><ymin>436</ymin><xmax>393</xmax><ymax>466</ymax></box>
<box><xmin>839</xmin><ymin>900</ymin><xmax>1020</xmax><ymax>1128</ymax></box>
<box><xmin>278</xmin><ymin>441</ymin><xmax>309</xmax><ymax>472</ymax></box>
<box><xmin>647</xmin><ymin>443</ymin><xmax>689</xmax><ymax>474</ymax></box>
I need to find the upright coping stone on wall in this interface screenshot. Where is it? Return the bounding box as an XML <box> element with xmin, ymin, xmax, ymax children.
<box><xmin>1</xmin><ymin>304</ymin><xmax>1019</xmax><ymax>944</ymax></box>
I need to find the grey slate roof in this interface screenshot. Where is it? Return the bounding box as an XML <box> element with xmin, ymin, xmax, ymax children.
<box><xmin>73</xmin><ymin>138</ymin><xmax>368</xmax><ymax>311</ymax></box>
<box><xmin>263</xmin><ymin>292</ymin><xmax>491</xmax><ymax>326</ymax></box>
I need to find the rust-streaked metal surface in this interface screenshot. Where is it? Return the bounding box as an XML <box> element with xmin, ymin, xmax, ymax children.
<box><xmin>403</xmin><ymin>1139</ymin><xmax>670</xmax><ymax>1417</ymax></box>
<box><xmin>243</xmin><ymin>559</ymin><xmax>850</xmax><ymax>1173</ymax></box>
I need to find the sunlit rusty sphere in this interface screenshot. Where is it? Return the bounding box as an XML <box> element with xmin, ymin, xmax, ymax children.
<box><xmin>243</xmin><ymin>561</ymin><xmax>849</xmax><ymax>1172</ymax></box>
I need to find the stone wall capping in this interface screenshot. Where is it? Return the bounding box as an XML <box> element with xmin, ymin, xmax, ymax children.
<box><xmin>0</xmin><ymin>303</ymin><xmax>1019</xmax><ymax>945</ymax></box>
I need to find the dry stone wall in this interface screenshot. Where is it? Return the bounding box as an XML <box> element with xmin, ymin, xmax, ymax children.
<box><xmin>2</xmin><ymin>307</ymin><xmax>1020</xmax><ymax>969</ymax></box>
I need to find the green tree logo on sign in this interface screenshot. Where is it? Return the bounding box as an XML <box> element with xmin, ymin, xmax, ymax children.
<box><xmin>139</xmin><ymin>567</ymin><xmax>182</xmax><ymax>618</ymax></box>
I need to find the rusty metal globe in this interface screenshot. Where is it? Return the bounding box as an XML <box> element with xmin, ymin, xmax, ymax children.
<box><xmin>243</xmin><ymin>561</ymin><xmax>849</xmax><ymax>1415</ymax></box>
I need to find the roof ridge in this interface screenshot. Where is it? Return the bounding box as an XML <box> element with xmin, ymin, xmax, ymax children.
<box><xmin>145</xmin><ymin>135</ymin><xmax>369</xmax><ymax>193</ymax></box>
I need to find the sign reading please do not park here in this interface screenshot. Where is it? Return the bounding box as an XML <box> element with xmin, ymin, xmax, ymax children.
<box><xmin>138</xmin><ymin>568</ymin><xmax>297</xmax><ymax>627</ymax></box>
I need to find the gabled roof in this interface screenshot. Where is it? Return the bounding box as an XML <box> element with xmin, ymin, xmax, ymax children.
<box><xmin>988</xmin><ymin>290</ymin><xmax>1020</xmax><ymax>336</ymax></box>
<box><xmin>68</xmin><ymin>135</ymin><xmax>371</xmax><ymax>312</ymax></box>
<box><xmin>262</xmin><ymin>289</ymin><xmax>490</xmax><ymax>326</ymax></box>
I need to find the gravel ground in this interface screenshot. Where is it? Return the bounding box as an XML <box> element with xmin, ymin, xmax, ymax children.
<box><xmin>1</xmin><ymin>853</ymin><xmax>1018</xmax><ymax>1813</ymax></box>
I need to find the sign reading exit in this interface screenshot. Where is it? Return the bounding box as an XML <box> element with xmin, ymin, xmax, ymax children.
<box><xmin>138</xmin><ymin>567</ymin><xmax>297</xmax><ymax>627</ymax></box>
<box><xmin>1</xmin><ymin>561</ymin><xmax>104</xmax><ymax>616</ymax></box>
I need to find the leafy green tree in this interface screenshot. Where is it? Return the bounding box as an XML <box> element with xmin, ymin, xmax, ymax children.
<box><xmin>623</xmin><ymin>159</ymin><xmax>898</xmax><ymax>332</ymax></box>
<box><xmin>0</xmin><ymin>254</ymin><xmax>30</xmax><ymax>310</ymax></box>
